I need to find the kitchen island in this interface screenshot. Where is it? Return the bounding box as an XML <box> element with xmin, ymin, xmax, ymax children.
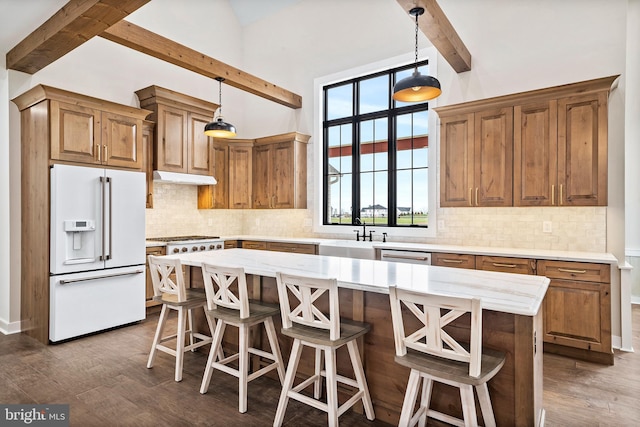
<box><xmin>167</xmin><ymin>248</ymin><xmax>550</xmax><ymax>426</ymax></box>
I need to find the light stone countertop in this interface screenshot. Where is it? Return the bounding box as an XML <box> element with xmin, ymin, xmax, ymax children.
<box><xmin>166</xmin><ymin>248</ymin><xmax>550</xmax><ymax>317</ymax></box>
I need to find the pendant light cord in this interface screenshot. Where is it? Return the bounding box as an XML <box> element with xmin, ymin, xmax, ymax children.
<box><xmin>414</xmin><ymin>10</ymin><xmax>419</xmax><ymax>72</ymax></box>
<box><xmin>216</xmin><ymin>77</ymin><xmax>224</xmax><ymax>117</ymax></box>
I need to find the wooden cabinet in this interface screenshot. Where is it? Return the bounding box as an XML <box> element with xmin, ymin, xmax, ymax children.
<box><xmin>50</xmin><ymin>99</ymin><xmax>144</xmax><ymax>169</ymax></box>
<box><xmin>476</xmin><ymin>255</ymin><xmax>536</xmax><ymax>275</ymax></box>
<box><xmin>145</xmin><ymin>245</ymin><xmax>166</xmax><ymax>307</ymax></box>
<box><xmin>252</xmin><ymin>132</ymin><xmax>310</xmax><ymax>209</ymax></box>
<box><xmin>431</xmin><ymin>252</ymin><xmax>476</xmax><ymax>269</ymax></box>
<box><xmin>142</xmin><ymin>120</ymin><xmax>154</xmax><ymax>208</ymax></box>
<box><xmin>266</xmin><ymin>241</ymin><xmax>317</xmax><ymax>255</ymax></box>
<box><xmin>135</xmin><ymin>85</ymin><xmax>218</xmax><ymax>176</ymax></box>
<box><xmin>229</xmin><ymin>142</ymin><xmax>253</xmax><ymax>209</ymax></box>
<box><xmin>439</xmin><ymin>107</ymin><xmax>513</xmax><ymax>207</ymax></box>
<box><xmin>223</xmin><ymin>240</ymin><xmax>239</xmax><ymax>249</ymax></box>
<box><xmin>198</xmin><ymin>139</ymin><xmax>230</xmax><ymax>209</ymax></box>
<box><xmin>538</xmin><ymin>260</ymin><xmax>612</xmax><ymax>363</ymax></box>
<box><xmin>241</xmin><ymin>240</ymin><xmax>268</xmax><ymax>250</ymax></box>
<box><xmin>437</xmin><ymin>75</ymin><xmax>618</xmax><ymax>208</ymax></box>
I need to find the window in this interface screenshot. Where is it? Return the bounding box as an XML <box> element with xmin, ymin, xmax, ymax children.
<box><xmin>322</xmin><ymin>61</ymin><xmax>433</xmax><ymax>228</ymax></box>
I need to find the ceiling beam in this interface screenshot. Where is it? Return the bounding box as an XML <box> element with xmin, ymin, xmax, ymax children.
<box><xmin>100</xmin><ymin>20</ymin><xmax>302</xmax><ymax>109</ymax></box>
<box><xmin>6</xmin><ymin>0</ymin><xmax>151</xmax><ymax>74</ymax></box>
<box><xmin>396</xmin><ymin>0</ymin><xmax>472</xmax><ymax>73</ymax></box>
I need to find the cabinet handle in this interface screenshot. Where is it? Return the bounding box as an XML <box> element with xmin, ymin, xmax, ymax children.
<box><xmin>96</xmin><ymin>144</ymin><xmax>101</xmax><ymax>162</ymax></box>
<box><xmin>441</xmin><ymin>259</ymin><xmax>463</xmax><ymax>264</ymax></box>
<box><xmin>559</xmin><ymin>184</ymin><xmax>563</xmax><ymax>206</ymax></box>
<box><xmin>475</xmin><ymin>188</ymin><xmax>479</xmax><ymax>206</ymax></box>
<box><xmin>103</xmin><ymin>145</ymin><xmax>107</xmax><ymax>162</ymax></box>
<box><xmin>558</xmin><ymin>268</ymin><xmax>587</xmax><ymax>274</ymax></box>
<box><xmin>492</xmin><ymin>263</ymin><xmax>517</xmax><ymax>268</ymax></box>
<box><xmin>469</xmin><ymin>188</ymin><xmax>473</xmax><ymax>206</ymax></box>
<box><xmin>551</xmin><ymin>184</ymin><xmax>555</xmax><ymax>206</ymax></box>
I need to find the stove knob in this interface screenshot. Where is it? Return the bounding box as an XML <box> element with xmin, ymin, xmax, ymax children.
<box><xmin>209</xmin><ymin>244</ymin><xmax>215</xmax><ymax>250</ymax></box>
<box><xmin>200</xmin><ymin>245</ymin><xmax>206</xmax><ymax>251</ymax></box>
<box><xmin>181</xmin><ymin>247</ymin><xmax>188</xmax><ymax>252</ymax></box>
<box><xmin>216</xmin><ymin>244</ymin><xmax>222</xmax><ymax>249</ymax></box>
<box><xmin>192</xmin><ymin>246</ymin><xmax>198</xmax><ymax>251</ymax></box>
<box><xmin>173</xmin><ymin>248</ymin><xmax>180</xmax><ymax>254</ymax></box>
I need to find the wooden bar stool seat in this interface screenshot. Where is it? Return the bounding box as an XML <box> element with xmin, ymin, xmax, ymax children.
<box><xmin>388</xmin><ymin>285</ymin><xmax>506</xmax><ymax>427</ymax></box>
<box><xmin>200</xmin><ymin>263</ymin><xmax>285</xmax><ymax>414</ymax></box>
<box><xmin>274</xmin><ymin>272</ymin><xmax>375</xmax><ymax>427</ymax></box>
<box><xmin>146</xmin><ymin>255</ymin><xmax>216</xmax><ymax>382</ymax></box>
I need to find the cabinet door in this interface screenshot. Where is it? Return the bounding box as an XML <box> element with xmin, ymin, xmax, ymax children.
<box><xmin>474</xmin><ymin>107</ymin><xmax>513</xmax><ymax>207</ymax></box>
<box><xmin>272</xmin><ymin>141</ymin><xmax>300</xmax><ymax>208</ymax></box>
<box><xmin>228</xmin><ymin>145</ymin><xmax>252</xmax><ymax>209</ymax></box>
<box><xmin>252</xmin><ymin>143</ymin><xmax>272</xmax><ymax>208</ymax></box>
<box><xmin>145</xmin><ymin>245</ymin><xmax>166</xmax><ymax>306</ymax></box>
<box><xmin>199</xmin><ymin>140</ymin><xmax>228</xmax><ymax>209</ymax></box>
<box><xmin>543</xmin><ymin>279</ymin><xmax>610</xmax><ymax>352</ymax></box>
<box><xmin>155</xmin><ymin>105</ymin><xmax>188</xmax><ymax>173</ymax></box>
<box><xmin>187</xmin><ymin>112</ymin><xmax>213</xmax><ymax>175</ymax></box>
<box><xmin>242</xmin><ymin>240</ymin><xmax>267</xmax><ymax>250</ymax></box>
<box><xmin>557</xmin><ymin>92</ymin><xmax>608</xmax><ymax>206</ymax></box>
<box><xmin>102</xmin><ymin>111</ymin><xmax>143</xmax><ymax>169</ymax></box>
<box><xmin>431</xmin><ymin>252</ymin><xmax>476</xmax><ymax>269</ymax></box>
<box><xmin>267</xmin><ymin>241</ymin><xmax>317</xmax><ymax>254</ymax></box>
<box><xmin>50</xmin><ymin>100</ymin><xmax>101</xmax><ymax>164</ymax></box>
<box><xmin>142</xmin><ymin>121</ymin><xmax>154</xmax><ymax>208</ymax></box>
<box><xmin>439</xmin><ymin>113</ymin><xmax>475</xmax><ymax>207</ymax></box>
<box><xmin>514</xmin><ymin>101</ymin><xmax>558</xmax><ymax>206</ymax></box>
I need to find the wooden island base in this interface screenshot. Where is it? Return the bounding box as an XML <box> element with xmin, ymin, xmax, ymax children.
<box><xmin>192</xmin><ymin>271</ymin><xmax>544</xmax><ymax>426</ymax></box>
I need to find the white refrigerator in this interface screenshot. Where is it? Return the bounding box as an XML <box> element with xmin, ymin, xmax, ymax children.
<box><xmin>49</xmin><ymin>164</ymin><xmax>146</xmax><ymax>342</ymax></box>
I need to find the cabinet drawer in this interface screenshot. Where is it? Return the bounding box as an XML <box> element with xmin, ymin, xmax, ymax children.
<box><xmin>267</xmin><ymin>242</ymin><xmax>317</xmax><ymax>254</ymax></box>
<box><xmin>431</xmin><ymin>253</ymin><xmax>476</xmax><ymax>269</ymax></box>
<box><xmin>537</xmin><ymin>260</ymin><xmax>610</xmax><ymax>283</ymax></box>
<box><xmin>224</xmin><ymin>240</ymin><xmax>239</xmax><ymax>249</ymax></box>
<box><xmin>476</xmin><ymin>256</ymin><xmax>535</xmax><ymax>274</ymax></box>
<box><xmin>241</xmin><ymin>240</ymin><xmax>268</xmax><ymax>250</ymax></box>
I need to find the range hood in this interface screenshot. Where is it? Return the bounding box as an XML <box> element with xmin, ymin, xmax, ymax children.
<box><xmin>153</xmin><ymin>170</ymin><xmax>217</xmax><ymax>185</ymax></box>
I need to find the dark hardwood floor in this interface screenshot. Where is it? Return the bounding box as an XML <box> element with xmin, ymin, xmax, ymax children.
<box><xmin>1</xmin><ymin>306</ymin><xmax>639</xmax><ymax>426</ymax></box>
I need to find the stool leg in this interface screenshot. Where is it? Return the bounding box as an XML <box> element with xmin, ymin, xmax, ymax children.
<box><xmin>187</xmin><ymin>307</ymin><xmax>195</xmax><ymax>351</ymax></box>
<box><xmin>203</xmin><ymin>307</ymin><xmax>223</xmax><ymax>361</ymax></box>
<box><xmin>264</xmin><ymin>317</ymin><xmax>285</xmax><ymax>383</ymax></box>
<box><xmin>273</xmin><ymin>339</ymin><xmax>303</xmax><ymax>427</ymax></box>
<box><xmin>460</xmin><ymin>384</ymin><xmax>478</xmax><ymax>427</ymax></box>
<box><xmin>347</xmin><ymin>340</ymin><xmax>375</xmax><ymax>420</ymax></box>
<box><xmin>200</xmin><ymin>319</ymin><xmax>226</xmax><ymax>394</ymax></box>
<box><xmin>239</xmin><ymin>323</ymin><xmax>249</xmax><ymax>413</ymax></box>
<box><xmin>399</xmin><ymin>369</ymin><xmax>422</xmax><ymax>427</ymax></box>
<box><xmin>313</xmin><ymin>347</ymin><xmax>323</xmax><ymax>399</ymax></box>
<box><xmin>175</xmin><ymin>306</ymin><xmax>187</xmax><ymax>382</ymax></box>
<box><xmin>325</xmin><ymin>347</ymin><xmax>338</xmax><ymax>427</ymax></box>
<box><xmin>476</xmin><ymin>383</ymin><xmax>497</xmax><ymax>427</ymax></box>
<box><xmin>147</xmin><ymin>304</ymin><xmax>169</xmax><ymax>369</ymax></box>
<box><xmin>418</xmin><ymin>375</ymin><xmax>433</xmax><ymax>427</ymax></box>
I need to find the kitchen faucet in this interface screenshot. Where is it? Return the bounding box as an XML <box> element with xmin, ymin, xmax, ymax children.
<box><xmin>354</xmin><ymin>218</ymin><xmax>374</xmax><ymax>241</ymax></box>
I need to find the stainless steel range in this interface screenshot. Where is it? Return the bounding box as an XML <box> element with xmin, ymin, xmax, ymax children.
<box><xmin>151</xmin><ymin>236</ymin><xmax>224</xmax><ymax>254</ymax></box>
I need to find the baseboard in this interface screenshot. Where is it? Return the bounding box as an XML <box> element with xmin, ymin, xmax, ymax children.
<box><xmin>0</xmin><ymin>318</ymin><xmax>22</xmax><ymax>335</ymax></box>
<box><xmin>613</xmin><ymin>334</ymin><xmax>634</xmax><ymax>353</ymax></box>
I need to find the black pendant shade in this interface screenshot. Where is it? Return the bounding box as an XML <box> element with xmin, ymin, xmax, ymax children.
<box><xmin>392</xmin><ymin>7</ymin><xmax>442</xmax><ymax>102</ymax></box>
<box><xmin>204</xmin><ymin>77</ymin><xmax>236</xmax><ymax>138</ymax></box>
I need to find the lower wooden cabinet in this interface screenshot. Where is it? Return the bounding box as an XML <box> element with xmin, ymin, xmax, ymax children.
<box><xmin>538</xmin><ymin>260</ymin><xmax>612</xmax><ymax>363</ymax></box>
<box><xmin>476</xmin><ymin>255</ymin><xmax>536</xmax><ymax>275</ymax></box>
<box><xmin>145</xmin><ymin>245</ymin><xmax>166</xmax><ymax>307</ymax></box>
<box><xmin>241</xmin><ymin>240</ymin><xmax>268</xmax><ymax>250</ymax></box>
<box><xmin>223</xmin><ymin>240</ymin><xmax>239</xmax><ymax>249</ymax></box>
<box><xmin>266</xmin><ymin>241</ymin><xmax>317</xmax><ymax>255</ymax></box>
<box><xmin>431</xmin><ymin>252</ymin><xmax>476</xmax><ymax>269</ymax></box>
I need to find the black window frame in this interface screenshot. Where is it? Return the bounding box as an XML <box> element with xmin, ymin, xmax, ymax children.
<box><xmin>322</xmin><ymin>60</ymin><xmax>432</xmax><ymax>228</ymax></box>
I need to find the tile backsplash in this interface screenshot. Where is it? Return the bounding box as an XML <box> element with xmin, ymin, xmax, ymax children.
<box><xmin>147</xmin><ymin>183</ymin><xmax>607</xmax><ymax>253</ymax></box>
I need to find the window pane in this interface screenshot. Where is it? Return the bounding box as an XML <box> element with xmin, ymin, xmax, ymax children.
<box><xmin>328</xmin><ymin>124</ymin><xmax>352</xmax><ymax>174</ymax></box>
<box><xmin>359</xmin><ymin>75</ymin><xmax>389</xmax><ymax>114</ymax></box>
<box><xmin>360</xmin><ymin>172</ymin><xmax>373</xmax><ymax>223</ymax></box>
<box><xmin>360</xmin><ymin>118</ymin><xmax>388</xmax><ymax>172</ymax></box>
<box><xmin>327</xmin><ymin>84</ymin><xmax>353</xmax><ymax>120</ymax></box>
<box><xmin>328</xmin><ymin>173</ymin><xmax>352</xmax><ymax>224</ymax></box>
<box><xmin>396</xmin><ymin>169</ymin><xmax>412</xmax><ymax>224</ymax></box>
<box><xmin>373</xmin><ymin>171</ymin><xmax>389</xmax><ymax>225</ymax></box>
<box><xmin>397</xmin><ymin>111</ymin><xmax>429</xmax><ymax>170</ymax></box>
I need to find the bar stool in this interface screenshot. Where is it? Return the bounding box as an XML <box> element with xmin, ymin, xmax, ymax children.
<box><xmin>146</xmin><ymin>255</ymin><xmax>216</xmax><ymax>382</ymax></box>
<box><xmin>388</xmin><ymin>285</ymin><xmax>506</xmax><ymax>427</ymax></box>
<box><xmin>200</xmin><ymin>263</ymin><xmax>285</xmax><ymax>413</ymax></box>
<box><xmin>274</xmin><ymin>272</ymin><xmax>375</xmax><ymax>427</ymax></box>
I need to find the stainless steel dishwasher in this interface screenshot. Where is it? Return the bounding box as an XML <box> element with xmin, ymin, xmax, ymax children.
<box><xmin>379</xmin><ymin>249</ymin><xmax>431</xmax><ymax>265</ymax></box>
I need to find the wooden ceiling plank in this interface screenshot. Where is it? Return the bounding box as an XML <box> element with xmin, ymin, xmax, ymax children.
<box><xmin>100</xmin><ymin>20</ymin><xmax>302</xmax><ymax>109</ymax></box>
<box><xmin>396</xmin><ymin>0</ymin><xmax>472</xmax><ymax>73</ymax></box>
<box><xmin>6</xmin><ymin>0</ymin><xmax>151</xmax><ymax>74</ymax></box>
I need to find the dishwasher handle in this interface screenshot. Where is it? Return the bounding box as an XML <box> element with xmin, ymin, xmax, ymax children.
<box><xmin>380</xmin><ymin>250</ymin><xmax>431</xmax><ymax>265</ymax></box>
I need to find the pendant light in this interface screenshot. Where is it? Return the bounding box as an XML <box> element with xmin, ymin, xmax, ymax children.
<box><xmin>204</xmin><ymin>77</ymin><xmax>237</xmax><ymax>138</ymax></box>
<box><xmin>392</xmin><ymin>7</ymin><xmax>441</xmax><ymax>102</ymax></box>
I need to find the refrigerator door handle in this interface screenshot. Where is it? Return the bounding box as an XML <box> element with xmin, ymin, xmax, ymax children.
<box><xmin>99</xmin><ymin>176</ymin><xmax>106</xmax><ymax>261</ymax></box>
<box><xmin>58</xmin><ymin>269</ymin><xmax>144</xmax><ymax>285</ymax></box>
<box><xmin>105</xmin><ymin>176</ymin><xmax>112</xmax><ymax>260</ymax></box>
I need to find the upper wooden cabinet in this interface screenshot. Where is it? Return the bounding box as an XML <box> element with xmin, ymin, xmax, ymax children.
<box><xmin>135</xmin><ymin>85</ymin><xmax>218</xmax><ymax>176</ymax></box>
<box><xmin>39</xmin><ymin>91</ymin><xmax>147</xmax><ymax>170</ymax></box>
<box><xmin>252</xmin><ymin>132</ymin><xmax>310</xmax><ymax>209</ymax></box>
<box><xmin>142</xmin><ymin>120</ymin><xmax>155</xmax><ymax>208</ymax></box>
<box><xmin>436</xmin><ymin>75</ymin><xmax>618</xmax><ymax>208</ymax></box>
<box><xmin>229</xmin><ymin>142</ymin><xmax>253</xmax><ymax>209</ymax></box>
<box><xmin>440</xmin><ymin>107</ymin><xmax>513</xmax><ymax>207</ymax></box>
<box><xmin>198</xmin><ymin>139</ymin><xmax>229</xmax><ymax>209</ymax></box>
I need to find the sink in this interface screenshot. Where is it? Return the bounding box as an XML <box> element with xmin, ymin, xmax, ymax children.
<box><xmin>318</xmin><ymin>240</ymin><xmax>376</xmax><ymax>260</ymax></box>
